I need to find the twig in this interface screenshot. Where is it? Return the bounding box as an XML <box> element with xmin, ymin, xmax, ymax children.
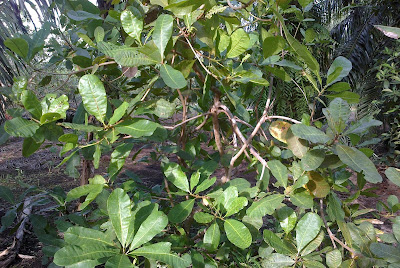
<box><xmin>266</xmin><ymin>116</ymin><xmax>301</xmax><ymax>124</ymax></box>
<box><xmin>164</xmin><ymin>113</ymin><xmax>211</xmax><ymax>130</ymax></box>
<box><xmin>320</xmin><ymin>199</ymin><xmax>337</xmax><ymax>249</ymax></box>
<box><xmin>164</xmin><ymin>178</ymin><xmax>174</xmax><ymax>207</ymax></box>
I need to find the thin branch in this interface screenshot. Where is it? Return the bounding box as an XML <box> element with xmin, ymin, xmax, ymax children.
<box><xmin>266</xmin><ymin>116</ymin><xmax>301</xmax><ymax>124</ymax></box>
<box><xmin>320</xmin><ymin>199</ymin><xmax>337</xmax><ymax>249</ymax></box>
<box><xmin>163</xmin><ymin>113</ymin><xmax>211</xmax><ymax>130</ymax></box>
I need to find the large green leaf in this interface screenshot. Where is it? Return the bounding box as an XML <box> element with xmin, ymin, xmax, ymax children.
<box><xmin>98</xmin><ymin>42</ymin><xmax>157</xmax><ymax>66</ymax></box>
<box><xmin>267</xmin><ymin>160</ymin><xmax>288</xmax><ymax>188</ymax></box>
<box><xmin>301</xmin><ymin>149</ymin><xmax>325</xmax><ymax>171</ymax></box>
<box><xmin>326</xmin><ymin>249</ymin><xmax>342</xmax><ymax>268</ymax></box>
<box><xmin>131</xmin><ymin>242</ymin><xmax>191</xmax><ymax>268</ymax></box>
<box><xmin>290</xmin><ymin>190</ymin><xmax>314</xmax><ymax>209</ymax></box>
<box><xmin>78</xmin><ymin>75</ymin><xmax>107</xmax><ymax>124</ymax></box>
<box><xmin>336</xmin><ymin>145</ymin><xmax>382</xmax><ymax>183</ymax></box>
<box><xmin>286</xmin><ymin>129</ymin><xmax>308</xmax><ymax>158</ymax></box>
<box><xmin>246</xmin><ymin>194</ymin><xmax>284</xmax><ymax>218</ymax></box>
<box><xmin>263</xmin><ymin>229</ymin><xmax>294</xmax><ymax>255</ymax></box>
<box><xmin>386</xmin><ymin>167</ymin><xmax>400</xmax><ymax>187</ymax></box>
<box><xmin>262</xmin><ymin>36</ymin><xmax>286</xmax><ymax>59</ymax></box>
<box><xmin>291</xmin><ymin>124</ymin><xmax>330</xmax><ymax>144</ymax></box>
<box><xmin>370</xmin><ymin>243</ymin><xmax>400</xmax><ymax>263</ymax></box>
<box><xmin>4</xmin><ymin>38</ymin><xmax>29</xmax><ymax>59</ymax></box>
<box><xmin>300</xmin><ymin>230</ymin><xmax>325</xmax><ymax>256</ymax></box>
<box><xmin>64</xmin><ymin>226</ymin><xmax>115</xmax><ymax>247</ymax></box>
<box><xmin>108</xmin><ymin>143</ymin><xmax>134</xmax><ymax>180</ymax></box>
<box><xmin>163</xmin><ymin>162</ymin><xmax>190</xmax><ymax>192</ymax></box>
<box><xmin>109</xmin><ymin>102</ymin><xmax>129</xmax><ymax>125</ymax></box>
<box><xmin>225</xmin><ymin>197</ymin><xmax>248</xmax><ymax>217</ymax></box>
<box><xmin>168</xmin><ymin>199</ymin><xmax>195</xmax><ymax>223</ymax></box>
<box><xmin>261</xmin><ymin>253</ymin><xmax>295</xmax><ymax>268</ymax></box>
<box><xmin>22</xmin><ymin>137</ymin><xmax>42</xmax><ymax>157</ymax></box>
<box><xmin>345</xmin><ymin>116</ymin><xmax>382</xmax><ymax>135</ymax></box>
<box><xmin>160</xmin><ymin>64</ymin><xmax>187</xmax><ymax>89</ymax></box>
<box><xmin>21</xmin><ymin>90</ymin><xmax>42</xmax><ymax>119</ymax></box>
<box><xmin>153</xmin><ymin>14</ymin><xmax>173</xmax><ymax>58</ymax></box>
<box><xmin>224</xmin><ymin>219</ymin><xmax>252</xmax><ymax>249</ymax></box>
<box><xmin>296</xmin><ymin>212</ymin><xmax>322</xmax><ymax>253</ymax></box>
<box><xmin>277</xmin><ymin>207</ymin><xmax>297</xmax><ymax>234</ymax></box>
<box><xmin>129</xmin><ymin>210</ymin><xmax>168</xmax><ymax>250</ymax></box>
<box><xmin>53</xmin><ymin>244</ymin><xmax>118</xmax><ymax>266</ymax></box>
<box><xmin>227</xmin><ymin>28</ymin><xmax>250</xmax><ymax>58</ymax></box>
<box><xmin>105</xmin><ymin>254</ymin><xmax>133</xmax><ymax>268</ymax></box>
<box><xmin>115</xmin><ymin>119</ymin><xmax>159</xmax><ymax>138</ymax></box>
<box><xmin>204</xmin><ymin>222</ymin><xmax>220</xmax><ymax>251</ymax></box>
<box><xmin>326</xmin><ymin>57</ymin><xmax>352</xmax><ymax>86</ymax></box>
<box><xmin>66</xmin><ymin>184</ymin><xmax>103</xmax><ymax>202</ymax></box>
<box><xmin>121</xmin><ymin>9</ymin><xmax>143</xmax><ymax>43</ymax></box>
<box><xmin>0</xmin><ymin>124</ymin><xmax>10</xmax><ymax>145</ymax></box>
<box><xmin>0</xmin><ymin>186</ymin><xmax>14</xmax><ymax>204</ymax></box>
<box><xmin>4</xmin><ymin>117</ymin><xmax>39</xmax><ymax>137</ymax></box>
<box><xmin>107</xmin><ymin>188</ymin><xmax>132</xmax><ymax>247</ymax></box>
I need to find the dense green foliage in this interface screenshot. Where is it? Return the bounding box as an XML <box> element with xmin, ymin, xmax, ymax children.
<box><xmin>1</xmin><ymin>0</ymin><xmax>400</xmax><ymax>267</ymax></box>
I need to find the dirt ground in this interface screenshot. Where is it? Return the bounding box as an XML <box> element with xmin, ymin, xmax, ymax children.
<box><xmin>0</xmin><ymin>137</ymin><xmax>399</xmax><ymax>267</ymax></box>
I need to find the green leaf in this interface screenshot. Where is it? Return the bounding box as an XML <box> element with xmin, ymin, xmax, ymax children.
<box><xmin>267</xmin><ymin>160</ymin><xmax>288</xmax><ymax>188</ymax></box>
<box><xmin>154</xmin><ymin>99</ymin><xmax>176</xmax><ymax>118</ymax></box>
<box><xmin>0</xmin><ymin>124</ymin><xmax>10</xmax><ymax>145</ymax></box>
<box><xmin>263</xmin><ymin>229</ymin><xmax>293</xmax><ymax>255</ymax></box>
<box><xmin>296</xmin><ymin>212</ymin><xmax>322</xmax><ymax>253</ymax></box>
<box><xmin>336</xmin><ymin>145</ymin><xmax>382</xmax><ymax>183</ymax></box>
<box><xmin>326</xmin><ymin>249</ymin><xmax>342</xmax><ymax>268</ymax></box>
<box><xmin>94</xmin><ymin>26</ymin><xmax>104</xmax><ymax>42</ymax></box>
<box><xmin>370</xmin><ymin>242</ymin><xmax>400</xmax><ymax>263</ymax></box>
<box><xmin>40</xmin><ymin>112</ymin><xmax>61</xmax><ymax>125</ymax></box>
<box><xmin>326</xmin><ymin>91</ymin><xmax>360</xmax><ymax>104</ymax></box>
<box><xmin>227</xmin><ymin>28</ymin><xmax>250</xmax><ymax>58</ymax></box>
<box><xmin>194</xmin><ymin>212</ymin><xmax>214</xmax><ymax>224</ymax></box>
<box><xmin>168</xmin><ymin>199</ymin><xmax>195</xmax><ymax>223</ymax></box>
<box><xmin>345</xmin><ymin>116</ymin><xmax>382</xmax><ymax>135</ymax></box>
<box><xmin>66</xmin><ymin>184</ymin><xmax>103</xmax><ymax>202</ymax></box>
<box><xmin>21</xmin><ymin>90</ymin><xmax>42</xmax><ymax>119</ymax></box>
<box><xmin>160</xmin><ymin>64</ymin><xmax>187</xmax><ymax>89</ymax></box>
<box><xmin>0</xmin><ymin>186</ymin><xmax>14</xmax><ymax>204</ymax></box>
<box><xmin>386</xmin><ymin>167</ymin><xmax>400</xmax><ymax>187</ymax></box>
<box><xmin>224</xmin><ymin>219</ymin><xmax>252</xmax><ymax>249</ymax></box>
<box><xmin>194</xmin><ymin>176</ymin><xmax>217</xmax><ymax>193</ymax></box>
<box><xmin>105</xmin><ymin>254</ymin><xmax>133</xmax><ymax>268</ymax></box>
<box><xmin>246</xmin><ymin>194</ymin><xmax>284</xmax><ymax>218</ymax></box>
<box><xmin>261</xmin><ymin>253</ymin><xmax>295</xmax><ymax>268</ymax></box>
<box><xmin>53</xmin><ymin>244</ymin><xmax>118</xmax><ymax>266</ymax></box>
<box><xmin>4</xmin><ymin>117</ymin><xmax>39</xmax><ymax>137</ymax></box>
<box><xmin>301</xmin><ymin>149</ymin><xmax>325</xmax><ymax>171</ymax></box>
<box><xmin>64</xmin><ymin>226</ymin><xmax>115</xmax><ymax>247</ymax></box>
<box><xmin>121</xmin><ymin>9</ymin><xmax>143</xmax><ymax>43</ymax></box>
<box><xmin>130</xmin><ymin>210</ymin><xmax>168</xmax><ymax>250</ymax></box>
<box><xmin>78</xmin><ymin>74</ymin><xmax>107</xmax><ymax>124</ymax></box>
<box><xmin>131</xmin><ymin>242</ymin><xmax>191</xmax><ymax>268</ymax></box>
<box><xmin>4</xmin><ymin>38</ymin><xmax>29</xmax><ymax>59</ymax></box>
<box><xmin>291</xmin><ymin>124</ymin><xmax>330</xmax><ymax>144</ymax></box>
<box><xmin>163</xmin><ymin>162</ymin><xmax>190</xmax><ymax>192</ymax></box>
<box><xmin>59</xmin><ymin>122</ymin><xmax>102</xmax><ymax>132</ymax></box>
<box><xmin>67</xmin><ymin>10</ymin><xmax>102</xmax><ymax>21</ymax></box>
<box><xmin>226</xmin><ymin>197</ymin><xmax>248</xmax><ymax>217</ymax></box>
<box><xmin>59</xmin><ymin>133</ymin><xmax>79</xmax><ymax>144</ymax></box>
<box><xmin>290</xmin><ymin>190</ymin><xmax>314</xmax><ymax>209</ymax></box>
<box><xmin>115</xmin><ymin>48</ymin><xmax>158</xmax><ymax>67</ymax></box>
<box><xmin>300</xmin><ymin>230</ymin><xmax>324</xmax><ymax>256</ymax></box>
<box><xmin>286</xmin><ymin>129</ymin><xmax>308</xmax><ymax>158</ymax></box>
<box><xmin>107</xmin><ymin>188</ymin><xmax>132</xmax><ymax>247</ymax></box>
<box><xmin>327</xmin><ymin>193</ymin><xmax>345</xmax><ymax>221</ymax></box>
<box><xmin>327</xmin><ymin>57</ymin><xmax>352</xmax><ymax>86</ymax></box>
<box><xmin>115</xmin><ymin>119</ymin><xmax>159</xmax><ymax>138</ymax></box>
<box><xmin>306</xmin><ymin>171</ymin><xmax>330</xmax><ymax>198</ymax></box>
<box><xmin>22</xmin><ymin>137</ymin><xmax>42</xmax><ymax>157</ymax></box>
<box><xmin>277</xmin><ymin>207</ymin><xmax>297</xmax><ymax>234</ymax></box>
<box><xmin>108</xmin><ymin>143</ymin><xmax>134</xmax><ymax>180</ymax></box>
<box><xmin>298</xmin><ymin>0</ymin><xmax>313</xmax><ymax>7</ymax></box>
<box><xmin>153</xmin><ymin>14</ymin><xmax>173</xmax><ymax>58</ymax></box>
<box><xmin>323</xmin><ymin>98</ymin><xmax>350</xmax><ymax>133</ymax></box>
<box><xmin>327</xmin><ymin>82</ymin><xmax>351</xmax><ymax>92</ymax></box>
<box><xmin>263</xmin><ymin>36</ymin><xmax>286</xmax><ymax>59</ymax></box>
<box><xmin>204</xmin><ymin>222</ymin><xmax>220</xmax><ymax>251</ymax></box>
<box><xmin>190</xmin><ymin>171</ymin><xmax>200</xmax><ymax>191</ymax></box>
<box><xmin>375</xmin><ymin>25</ymin><xmax>400</xmax><ymax>39</ymax></box>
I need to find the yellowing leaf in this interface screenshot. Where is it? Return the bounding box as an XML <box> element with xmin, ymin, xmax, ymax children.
<box><xmin>269</xmin><ymin>121</ymin><xmax>292</xmax><ymax>143</ymax></box>
<box><xmin>306</xmin><ymin>171</ymin><xmax>330</xmax><ymax>198</ymax></box>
